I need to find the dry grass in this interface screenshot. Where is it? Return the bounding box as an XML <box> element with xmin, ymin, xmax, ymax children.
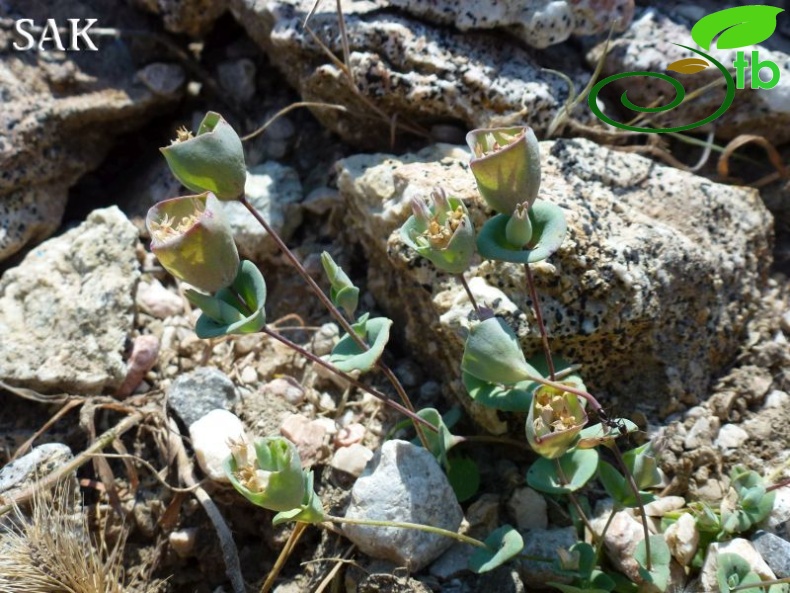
<box><xmin>0</xmin><ymin>482</ymin><xmax>150</xmax><ymax>593</ymax></box>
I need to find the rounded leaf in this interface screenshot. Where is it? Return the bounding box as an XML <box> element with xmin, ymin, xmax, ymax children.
<box><xmin>187</xmin><ymin>260</ymin><xmax>267</xmax><ymax>338</ymax></box>
<box><xmin>462</xmin><ymin>372</ymin><xmax>534</xmax><ymax>412</ymax></box>
<box><xmin>477</xmin><ymin>201</ymin><xmax>567</xmax><ymax>264</ymax></box>
<box><xmin>691</xmin><ymin>5</ymin><xmax>784</xmax><ymax>51</ymax></box>
<box><xmin>461</xmin><ymin>317</ymin><xmax>538</xmax><ymax>385</ymax></box>
<box><xmin>468</xmin><ymin>525</ymin><xmax>524</xmax><ymax>573</ymax></box>
<box><xmin>527</xmin><ymin>449</ymin><xmax>599</xmax><ymax>494</ymax></box>
<box><xmin>329</xmin><ymin>315</ymin><xmax>392</xmax><ymax>373</ymax></box>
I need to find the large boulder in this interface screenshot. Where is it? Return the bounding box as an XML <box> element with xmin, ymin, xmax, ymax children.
<box><xmin>0</xmin><ymin>0</ymin><xmax>184</xmax><ymax>262</ymax></box>
<box><xmin>0</xmin><ymin>207</ymin><xmax>139</xmax><ymax>394</ymax></box>
<box><xmin>336</xmin><ymin>139</ymin><xmax>772</xmax><ymax>430</ymax></box>
<box><xmin>229</xmin><ymin>0</ymin><xmax>591</xmax><ymax>147</ymax></box>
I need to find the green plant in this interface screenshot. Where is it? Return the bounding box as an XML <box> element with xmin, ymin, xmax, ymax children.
<box><xmin>145</xmin><ymin>112</ymin><xmax>779</xmax><ymax>592</ymax></box>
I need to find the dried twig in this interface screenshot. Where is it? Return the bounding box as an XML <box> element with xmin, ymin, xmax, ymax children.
<box><xmin>167</xmin><ymin>418</ymin><xmax>246</xmax><ymax>593</ymax></box>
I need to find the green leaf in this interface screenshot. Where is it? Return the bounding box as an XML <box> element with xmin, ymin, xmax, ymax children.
<box><xmin>189</xmin><ymin>260</ymin><xmax>267</xmax><ymax>338</ymax></box>
<box><xmin>527</xmin><ymin>449</ymin><xmax>599</xmax><ymax>494</ymax></box>
<box><xmin>717</xmin><ymin>553</ymin><xmax>765</xmax><ymax>593</ymax></box>
<box><xmin>597</xmin><ymin>461</ymin><xmax>656</xmax><ymax>507</ymax></box>
<box><xmin>461</xmin><ymin>317</ymin><xmax>539</xmax><ymax>385</ymax></box>
<box><xmin>447</xmin><ymin>455</ymin><xmax>480</xmax><ymax>502</ymax></box>
<box><xmin>476</xmin><ymin>200</ymin><xmax>567</xmax><ymax>264</ymax></box>
<box><xmin>468</xmin><ymin>525</ymin><xmax>524</xmax><ymax>573</ymax></box>
<box><xmin>412</xmin><ymin>408</ymin><xmax>459</xmax><ymax>467</ymax></box>
<box><xmin>328</xmin><ymin>315</ymin><xmax>392</xmax><ymax>373</ymax></box>
<box><xmin>635</xmin><ymin>536</ymin><xmax>671</xmax><ymax>591</ymax></box>
<box><xmin>462</xmin><ymin>372</ymin><xmax>535</xmax><ymax>412</ymax></box>
<box><xmin>691</xmin><ymin>5</ymin><xmax>784</xmax><ymax>51</ymax></box>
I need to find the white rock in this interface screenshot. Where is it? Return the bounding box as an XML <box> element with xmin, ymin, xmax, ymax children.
<box><xmin>169</xmin><ymin>527</ymin><xmax>199</xmax><ymax>558</ymax></box>
<box><xmin>240</xmin><ymin>366</ymin><xmax>258</xmax><ymax>385</ymax></box>
<box><xmin>190</xmin><ymin>410</ymin><xmax>248</xmax><ymax>482</ymax></box>
<box><xmin>136</xmin><ymin>279</ymin><xmax>184</xmax><ymax>318</ymax></box>
<box><xmin>765</xmin><ymin>390</ymin><xmax>790</xmax><ymax>409</ymax></box>
<box><xmin>506</xmin><ymin>487</ymin><xmax>548</xmax><ymax>531</ymax></box>
<box><xmin>331</xmin><ymin>444</ymin><xmax>374</xmax><ymax>477</ymax></box>
<box><xmin>715</xmin><ymin>424</ymin><xmax>750</xmax><ymax>450</ymax></box>
<box><xmin>664</xmin><ymin>513</ymin><xmax>699</xmax><ymax>566</ymax></box>
<box><xmin>700</xmin><ymin>539</ymin><xmax>776</xmax><ymax>591</ymax></box>
<box><xmin>342</xmin><ymin>440</ymin><xmax>463</xmax><ymax>570</ymax></box>
<box><xmin>644</xmin><ymin>496</ymin><xmax>686</xmax><ymax>517</ymax></box>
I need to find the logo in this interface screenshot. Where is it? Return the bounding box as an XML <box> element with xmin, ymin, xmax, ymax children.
<box><xmin>588</xmin><ymin>5</ymin><xmax>784</xmax><ymax>133</ymax></box>
<box><xmin>12</xmin><ymin>19</ymin><xmax>99</xmax><ymax>52</ymax></box>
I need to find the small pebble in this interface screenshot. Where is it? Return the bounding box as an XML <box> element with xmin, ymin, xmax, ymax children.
<box><xmin>700</xmin><ymin>539</ymin><xmax>776</xmax><ymax>590</ymax></box>
<box><xmin>331</xmin><ymin>443</ymin><xmax>374</xmax><ymax>477</ymax></box>
<box><xmin>752</xmin><ymin>530</ymin><xmax>790</xmax><ymax>578</ymax></box>
<box><xmin>335</xmin><ymin>423</ymin><xmax>366</xmax><ymax>447</ymax></box>
<box><xmin>136</xmin><ymin>279</ymin><xmax>184</xmax><ymax>318</ymax></box>
<box><xmin>664</xmin><ymin>512</ymin><xmax>699</xmax><ymax>565</ymax></box>
<box><xmin>240</xmin><ymin>366</ymin><xmax>258</xmax><ymax>385</ymax></box>
<box><xmin>263</xmin><ymin>377</ymin><xmax>305</xmax><ymax>405</ymax></box>
<box><xmin>169</xmin><ymin>527</ymin><xmax>199</xmax><ymax>558</ymax></box>
<box><xmin>280</xmin><ymin>413</ymin><xmax>328</xmax><ymax>465</ymax></box>
<box><xmin>506</xmin><ymin>487</ymin><xmax>548</xmax><ymax>531</ymax></box>
<box><xmin>190</xmin><ymin>409</ymin><xmax>248</xmax><ymax>482</ymax></box>
<box><xmin>715</xmin><ymin>423</ymin><xmax>749</xmax><ymax>450</ymax></box>
<box><xmin>116</xmin><ymin>334</ymin><xmax>160</xmax><ymax>398</ymax></box>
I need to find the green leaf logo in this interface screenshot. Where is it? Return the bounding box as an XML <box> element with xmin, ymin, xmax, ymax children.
<box><xmin>691</xmin><ymin>5</ymin><xmax>784</xmax><ymax>51</ymax></box>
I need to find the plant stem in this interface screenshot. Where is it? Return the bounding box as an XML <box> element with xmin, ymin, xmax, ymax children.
<box><xmin>260</xmin><ymin>521</ymin><xmax>308</xmax><ymax>593</ymax></box>
<box><xmin>239</xmin><ymin>196</ymin><xmax>429</xmax><ymax>448</ymax></box>
<box><xmin>324</xmin><ymin>514</ymin><xmax>487</xmax><ymax>549</ymax></box>
<box><xmin>524</xmin><ymin>263</ymin><xmax>555</xmax><ymax>380</ymax></box>
<box><xmin>260</xmin><ymin>326</ymin><xmax>436</xmax><ymax>432</ymax></box>
<box><xmin>553</xmin><ymin>458</ymin><xmax>598</xmax><ymax>544</ymax></box>
<box><xmin>458</xmin><ymin>274</ymin><xmax>481</xmax><ymax>316</ymax></box>
<box><xmin>610</xmin><ymin>443</ymin><xmax>652</xmax><ymax>570</ymax></box>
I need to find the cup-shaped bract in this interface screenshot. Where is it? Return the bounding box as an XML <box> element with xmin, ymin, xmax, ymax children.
<box><xmin>461</xmin><ymin>317</ymin><xmax>538</xmax><ymax>385</ymax></box>
<box><xmin>147</xmin><ymin>192</ymin><xmax>240</xmax><ymax>293</ymax></box>
<box><xmin>161</xmin><ymin>112</ymin><xmax>247</xmax><ymax>201</ymax></box>
<box><xmin>225</xmin><ymin>436</ymin><xmax>307</xmax><ymax>512</ymax></box>
<box><xmin>526</xmin><ymin>384</ymin><xmax>588</xmax><ymax>459</ymax></box>
<box><xmin>466</xmin><ymin>126</ymin><xmax>541</xmax><ymax>215</ymax></box>
<box><xmin>400</xmin><ymin>189</ymin><xmax>476</xmax><ymax>274</ymax></box>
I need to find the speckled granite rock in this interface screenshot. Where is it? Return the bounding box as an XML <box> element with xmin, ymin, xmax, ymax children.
<box><xmin>0</xmin><ymin>0</ymin><xmax>184</xmax><ymax>263</ymax></box>
<box><xmin>130</xmin><ymin>0</ymin><xmax>228</xmax><ymax>36</ymax></box>
<box><xmin>336</xmin><ymin>140</ymin><xmax>772</xmax><ymax>430</ymax></box>
<box><xmin>389</xmin><ymin>0</ymin><xmax>634</xmax><ymax>48</ymax></box>
<box><xmin>0</xmin><ymin>207</ymin><xmax>139</xmax><ymax>393</ymax></box>
<box><xmin>587</xmin><ymin>7</ymin><xmax>790</xmax><ymax>144</ymax></box>
<box><xmin>229</xmin><ymin>0</ymin><xmax>589</xmax><ymax>147</ymax></box>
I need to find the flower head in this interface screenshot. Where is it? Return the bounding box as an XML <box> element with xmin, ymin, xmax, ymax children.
<box><xmin>161</xmin><ymin>112</ymin><xmax>247</xmax><ymax>201</ymax></box>
<box><xmin>526</xmin><ymin>384</ymin><xmax>587</xmax><ymax>459</ymax></box>
<box><xmin>466</xmin><ymin>126</ymin><xmax>541</xmax><ymax>215</ymax></box>
<box><xmin>400</xmin><ymin>188</ymin><xmax>476</xmax><ymax>274</ymax></box>
<box><xmin>146</xmin><ymin>192</ymin><xmax>240</xmax><ymax>293</ymax></box>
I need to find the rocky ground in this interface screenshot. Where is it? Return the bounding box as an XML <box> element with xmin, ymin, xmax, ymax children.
<box><xmin>1</xmin><ymin>0</ymin><xmax>790</xmax><ymax>592</ymax></box>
